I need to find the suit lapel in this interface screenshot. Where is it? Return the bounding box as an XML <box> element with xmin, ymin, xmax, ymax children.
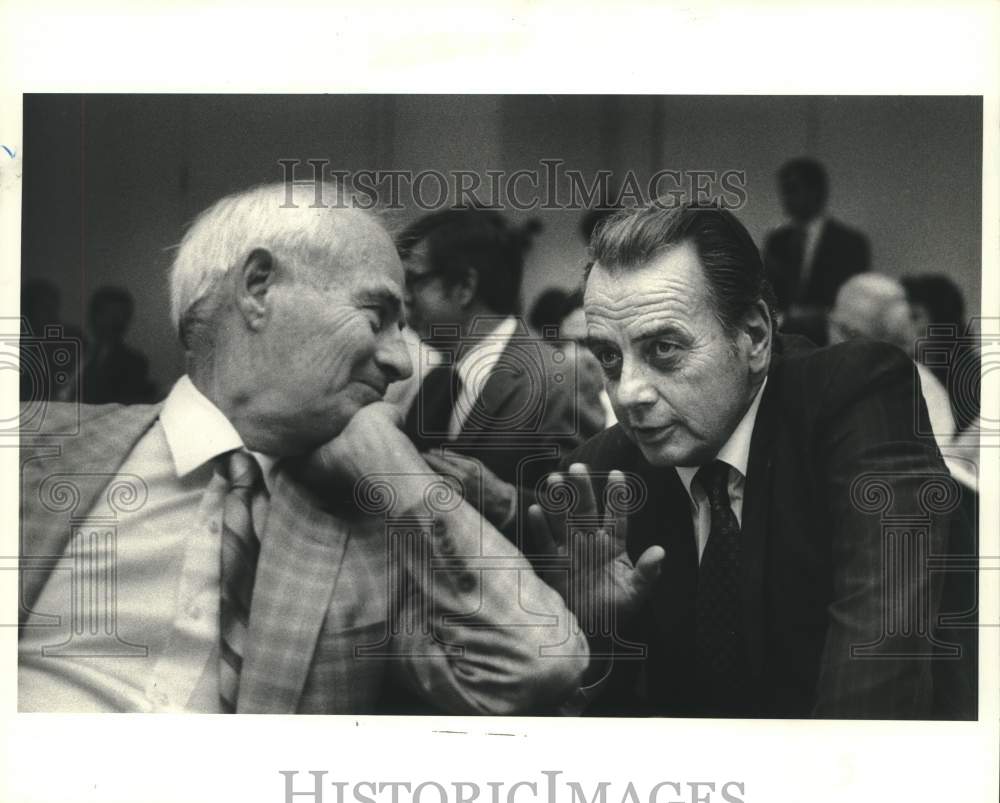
<box><xmin>237</xmin><ymin>472</ymin><xmax>350</xmax><ymax>713</ymax></box>
<box><xmin>612</xmin><ymin>442</ymin><xmax>697</xmax><ymax>643</ymax></box>
<box><xmin>739</xmin><ymin>365</ymin><xmax>782</xmax><ymax>679</ymax></box>
<box><xmin>460</xmin><ymin>339</ymin><xmax>525</xmax><ymax>441</ymax></box>
<box><xmin>19</xmin><ymin>404</ymin><xmax>162</xmax><ymax>624</ymax></box>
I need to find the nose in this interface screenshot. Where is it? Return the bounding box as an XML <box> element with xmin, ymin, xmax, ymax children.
<box><xmin>377</xmin><ymin>328</ymin><xmax>413</xmax><ymax>384</ymax></box>
<box><xmin>613</xmin><ymin>354</ymin><xmax>657</xmax><ymax>411</ymax></box>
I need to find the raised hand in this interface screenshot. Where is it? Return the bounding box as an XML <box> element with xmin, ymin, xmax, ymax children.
<box><xmin>528</xmin><ymin>463</ymin><xmax>664</xmax><ymax>643</ymax></box>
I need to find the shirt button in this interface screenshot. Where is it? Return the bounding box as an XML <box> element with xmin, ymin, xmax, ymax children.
<box><xmin>187</xmin><ymin>603</ymin><xmax>202</xmax><ymax>620</ymax></box>
<box><xmin>209</xmin><ymin>521</ymin><xmax>220</xmax><ymax>534</ymax></box>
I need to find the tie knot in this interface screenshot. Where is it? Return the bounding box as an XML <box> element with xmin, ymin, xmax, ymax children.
<box><xmin>217</xmin><ymin>449</ymin><xmax>262</xmax><ymax>491</ymax></box>
<box><xmin>696</xmin><ymin>460</ymin><xmax>731</xmax><ymax>503</ymax></box>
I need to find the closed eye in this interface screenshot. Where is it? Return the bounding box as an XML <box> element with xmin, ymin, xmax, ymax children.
<box><xmin>364</xmin><ymin>306</ymin><xmax>385</xmax><ymax>333</ymax></box>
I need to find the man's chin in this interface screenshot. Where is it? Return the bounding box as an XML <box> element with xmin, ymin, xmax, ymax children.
<box><xmin>630</xmin><ymin>431</ymin><xmax>704</xmax><ymax>468</ymax></box>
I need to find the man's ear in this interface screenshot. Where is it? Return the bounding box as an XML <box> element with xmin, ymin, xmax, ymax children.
<box><xmin>235</xmin><ymin>248</ymin><xmax>275</xmax><ymax>330</ymax></box>
<box><xmin>742</xmin><ymin>299</ymin><xmax>773</xmax><ymax>373</ymax></box>
<box><xmin>453</xmin><ymin>266</ymin><xmax>479</xmax><ymax>308</ymax></box>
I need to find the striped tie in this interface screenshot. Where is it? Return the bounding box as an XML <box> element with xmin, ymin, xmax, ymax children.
<box><xmin>216</xmin><ymin>449</ymin><xmax>263</xmax><ymax>713</ymax></box>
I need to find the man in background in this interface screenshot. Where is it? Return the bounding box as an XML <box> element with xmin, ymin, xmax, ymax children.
<box><xmin>764</xmin><ymin>157</ymin><xmax>870</xmax><ymax>344</ymax></box>
<box><xmin>399</xmin><ymin>208</ymin><xmax>600</xmax><ymax>538</ymax></box>
<box><xmin>81</xmin><ymin>285</ymin><xmax>158</xmax><ymax>405</ymax></box>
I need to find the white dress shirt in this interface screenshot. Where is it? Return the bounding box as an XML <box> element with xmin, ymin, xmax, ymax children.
<box><xmin>19</xmin><ymin>376</ymin><xmax>274</xmax><ymax>712</ymax></box>
<box><xmin>802</xmin><ymin>215</ymin><xmax>827</xmax><ymax>279</ymax></box>
<box><xmin>675</xmin><ymin>379</ymin><xmax>767</xmax><ymax>563</ymax></box>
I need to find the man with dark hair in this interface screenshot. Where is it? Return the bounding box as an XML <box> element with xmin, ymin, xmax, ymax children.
<box><xmin>81</xmin><ymin>285</ymin><xmax>158</xmax><ymax>405</ymax></box>
<box><xmin>399</xmin><ymin>208</ymin><xmax>599</xmax><ymax>537</ymax></box>
<box><xmin>764</xmin><ymin>157</ymin><xmax>870</xmax><ymax>343</ymax></box>
<box><xmin>902</xmin><ymin>273</ymin><xmax>980</xmax><ymax>433</ymax></box>
<box><xmin>529</xmin><ymin>287</ymin><xmax>572</xmax><ymax>337</ymax></box>
<box><xmin>530</xmin><ymin>201</ymin><xmax>972</xmax><ymax>718</ymax></box>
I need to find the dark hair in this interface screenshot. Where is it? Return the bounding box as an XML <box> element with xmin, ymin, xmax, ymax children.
<box><xmin>901</xmin><ymin>274</ymin><xmax>966</xmax><ymax>329</ymax></box>
<box><xmin>529</xmin><ymin>287</ymin><xmax>571</xmax><ymax>333</ymax></box>
<box><xmin>587</xmin><ymin>201</ymin><xmax>776</xmax><ymax>336</ymax></box>
<box><xmin>397</xmin><ymin>209</ymin><xmax>540</xmax><ymax>316</ymax></box>
<box><xmin>580</xmin><ymin>207</ymin><xmax>618</xmax><ymax>243</ymax></box>
<box><xmin>559</xmin><ymin>287</ymin><xmax>585</xmax><ymax>322</ymax></box>
<box><xmin>89</xmin><ymin>285</ymin><xmax>135</xmax><ymax>336</ymax></box>
<box><xmin>778</xmin><ymin>157</ymin><xmax>829</xmax><ymax>204</ymax></box>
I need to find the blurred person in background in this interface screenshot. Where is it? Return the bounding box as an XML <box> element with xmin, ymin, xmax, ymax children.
<box><xmin>765</xmin><ymin>157</ymin><xmax>870</xmax><ymax>345</ymax></box>
<box><xmin>81</xmin><ymin>285</ymin><xmax>158</xmax><ymax>405</ymax></box>
<box><xmin>902</xmin><ymin>273</ymin><xmax>980</xmax><ymax>434</ymax></box>
<box><xmin>399</xmin><ymin>209</ymin><xmax>599</xmax><ymax>537</ymax></box>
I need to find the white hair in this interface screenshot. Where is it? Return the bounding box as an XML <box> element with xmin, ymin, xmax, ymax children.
<box><xmin>834</xmin><ymin>273</ymin><xmax>912</xmax><ymax>346</ymax></box>
<box><xmin>169</xmin><ymin>181</ymin><xmax>380</xmax><ymax>348</ymax></box>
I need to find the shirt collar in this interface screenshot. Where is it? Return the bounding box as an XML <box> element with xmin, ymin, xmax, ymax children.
<box><xmin>454</xmin><ymin>316</ymin><xmax>518</xmax><ymax>393</ymax></box>
<box><xmin>675</xmin><ymin>377</ymin><xmax>768</xmax><ymax>503</ymax></box>
<box><xmin>159</xmin><ymin>375</ymin><xmax>278</xmax><ymax>492</ymax></box>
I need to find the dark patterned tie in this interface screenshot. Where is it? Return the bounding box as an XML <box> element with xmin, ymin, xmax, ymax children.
<box><xmin>694</xmin><ymin>460</ymin><xmax>748</xmax><ymax>711</ymax></box>
<box><xmin>216</xmin><ymin>449</ymin><xmax>263</xmax><ymax>713</ymax></box>
<box><xmin>405</xmin><ymin>363</ymin><xmax>462</xmax><ymax>450</ymax></box>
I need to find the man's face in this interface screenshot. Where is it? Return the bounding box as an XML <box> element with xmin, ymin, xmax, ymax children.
<box><xmin>584</xmin><ymin>242</ymin><xmax>762</xmax><ymax>467</ymax></box>
<box><xmin>779</xmin><ymin>172</ymin><xmax>823</xmax><ymax>223</ymax></box>
<box><xmin>402</xmin><ymin>240</ymin><xmax>463</xmax><ymax>340</ymax></box>
<box><xmin>256</xmin><ymin>217</ymin><xmax>412</xmax><ymax>453</ymax></box>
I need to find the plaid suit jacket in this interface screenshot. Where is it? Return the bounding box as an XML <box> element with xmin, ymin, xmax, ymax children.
<box><xmin>19</xmin><ymin>402</ymin><xmax>586</xmax><ymax>714</ymax></box>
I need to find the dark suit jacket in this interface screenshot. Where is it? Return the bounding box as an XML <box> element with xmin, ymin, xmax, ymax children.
<box><xmin>19</xmin><ymin>402</ymin><xmax>587</xmax><ymax>714</ymax></box>
<box><xmin>406</xmin><ymin>336</ymin><xmax>599</xmax><ymax>543</ymax></box>
<box><xmin>81</xmin><ymin>342</ymin><xmax>158</xmax><ymax>405</ymax></box>
<box><xmin>764</xmin><ymin>218</ymin><xmax>870</xmax><ymax>311</ymax></box>
<box><xmin>565</xmin><ymin>336</ymin><xmax>973</xmax><ymax>719</ymax></box>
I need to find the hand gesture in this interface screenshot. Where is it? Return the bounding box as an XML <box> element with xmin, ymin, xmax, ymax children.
<box><xmin>528</xmin><ymin>463</ymin><xmax>664</xmax><ymax>641</ymax></box>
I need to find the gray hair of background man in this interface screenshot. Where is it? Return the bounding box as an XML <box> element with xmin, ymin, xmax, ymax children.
<box><xmin>586</xmin><ymin>201</ymin><xmax>778</xmax><ymax>338</ymax></box>
<box><xmin>169</xmin><ymin>182</ymin><xmax>378</xmax><ymax>351</ymax></box>
<box><xmin>830</xmin><ymin>273</ymin><xmax>914</xmax><ymax>352</ymax></box>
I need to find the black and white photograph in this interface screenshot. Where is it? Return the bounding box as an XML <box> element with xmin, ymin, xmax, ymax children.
<box><xmin>1</xmin><ymin>4</ymin><xmax>997</xmax><ymax>803</ymax></box>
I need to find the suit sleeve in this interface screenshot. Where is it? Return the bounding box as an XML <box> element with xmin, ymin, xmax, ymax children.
<box><xmin>811</xmin><ymin>343</ymin><xmax>952</xmax><ymax>717</ymax></box>
<box><xmin>389</xmin><ymin>483</ymin><xmax>590</xmax><ymax>715</ymax></box>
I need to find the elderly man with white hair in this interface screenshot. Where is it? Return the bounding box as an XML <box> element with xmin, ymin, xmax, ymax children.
<box><xmin>18</xmin><ymin>182</ymin><xmax>588</xmax><ymax>714</ymax></box>
<box><xmin>828</xmin><ymin>272</ymin><xmax>956</xmax><ymax>452</ymax></box>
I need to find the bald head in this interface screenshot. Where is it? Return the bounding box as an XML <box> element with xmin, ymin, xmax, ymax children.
<box><xmin>829</xmin><ymin>273</ymin><xmax>914</xmax><ymax>353</ymax></box>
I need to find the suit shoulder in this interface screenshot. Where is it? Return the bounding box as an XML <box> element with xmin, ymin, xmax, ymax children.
<box><xmin>774</xmin><ymin>338</ymin><xmax>915</xmax><ymax>411</ymax></box>
<box><xmin>826</xmin><ymin>217</ymin><xmax>869</xmax><ymax>246</ymax></box>
<box><xmin>764</xmin><ymin>225</ymin><xmax>793</xmax><ymax>249</ymax></box>
<box><xmin>21</xmin><ymin>401</ymin><xmax>159</xmax><ymax>438</ymax></box>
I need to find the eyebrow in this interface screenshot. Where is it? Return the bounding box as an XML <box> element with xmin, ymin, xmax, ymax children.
<box><xmin>630</xmin><ymin>323</ymin><xmax>689</xmax><ymax>343</ymax></box>
<box><xmin>355</xmin><ymin>285</ymin><xmax>403</xmax><ymax>317</ymax></box>
<box><xmin>584</xmin><ymin>324</ymin><xmax>688</xmax><ymax>352</ymax></box>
